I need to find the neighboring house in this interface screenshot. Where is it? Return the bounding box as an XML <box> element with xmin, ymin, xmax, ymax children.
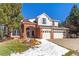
<box><xmin>0</xmin><ymin>24</ymin><xmax>21</xmax><ymax>39</ymax></box>
<box><xmin>10</xmin><ymin>28</ymin><xmax>20</xmax><ymax>39</ymax></box>
<box><xmin>20</xmin><ymin>13</ymin><xmax>69</xmax><ymax>40</ymax></box>
<box><xmin>0</xmin><ymin>24</ymin><xmax>8</xmax><ymax>39</ymax></box>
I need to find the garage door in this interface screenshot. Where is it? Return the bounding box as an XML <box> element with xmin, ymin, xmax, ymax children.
<box><xmin>42</xmin><ymin>31</ymin><xmax>51</xmax><ymax>39</ymax></box>
<box><xmin>53</xmin><ymin>33</ymin><xmax>63</xmax><ymax>39</ymax></box>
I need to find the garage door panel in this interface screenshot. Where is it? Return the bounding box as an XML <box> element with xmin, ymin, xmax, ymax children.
<box><xmin>42</xmin><ymin>33</ymin><xmax>50</xmax><ymax>39</ymax></box>
<box><xmin>53</xmin><ymin>33</ymin><xmax>63</xmax><ymax>39</ymax></box>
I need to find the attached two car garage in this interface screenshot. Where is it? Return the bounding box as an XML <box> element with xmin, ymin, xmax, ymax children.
<box><xmin>41</xmin><ymin>28</ymin><xmax>67</xmax><ymax>39</ymax></box>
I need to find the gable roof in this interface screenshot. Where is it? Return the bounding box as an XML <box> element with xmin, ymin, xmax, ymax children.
<box><xmin>28</xmin><ymin>13</ymin><xmax>59</xmax><ymax>23</ymax></box>
<box><xmin>37</xmin><ymin>13</ymin><xmax>58</xmax><ymax>22</ymax></box>
<box><xmin>21</xmin><ymin>20</ymin><xmax>36</xmax><ymax>25</ymax></box>
<box><xmin>29</xmin><ymin>19</ymin><xmax>36</xmax><ymax>22</ymax></box>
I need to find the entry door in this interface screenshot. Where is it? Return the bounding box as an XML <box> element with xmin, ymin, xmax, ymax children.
<box><xmin>26</xmin><ymin>27</ymin><xmax>35</xmax><ymax>38</ymax></box>
<box><xmin>42</xmin><ymin>31</ymin><xmax>51</xmax><ymax>39</ymax></box>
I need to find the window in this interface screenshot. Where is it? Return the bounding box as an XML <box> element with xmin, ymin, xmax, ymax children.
<box><xmin>12</xmin><ymin>29</ymin><xmax>20</xmax><ymax>36</ymax></box>
<box><xmin>42</xmin><ymin>18</ymin><xmax>46</xmax><ymax>24</ymax></box>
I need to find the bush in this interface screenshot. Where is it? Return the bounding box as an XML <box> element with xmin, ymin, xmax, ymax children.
<box><xmin>0</xmin><ymin>40</ymin><xmax>31</xmax><ymax>56</ymax></box>
<box><xmin>30</xmin><ymin>39</ymin><xmax>41</xmax><ymax>46</ymax></box>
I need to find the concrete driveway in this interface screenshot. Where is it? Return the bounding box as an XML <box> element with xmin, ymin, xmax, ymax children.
<box><xmin>10</xmin><ymin>39</ymin><xmax>69</xmax><ymax>56</ymax></box>
<box><xmin>49</xmin><ymin>38</ymin><xmax>79</xmax><ymax>51</ymax></box>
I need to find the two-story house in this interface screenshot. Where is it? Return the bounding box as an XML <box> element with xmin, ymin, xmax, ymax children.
<box><xmin>20</xmin><ymin>13</ymin><xmax>68</xmax><ymax>40</ymax></box>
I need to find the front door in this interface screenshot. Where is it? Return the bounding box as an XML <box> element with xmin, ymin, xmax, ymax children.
<box><xmin>26</xmin><ymin>27</ymin><xmax>35</xmax><ymax>38</ymax></box>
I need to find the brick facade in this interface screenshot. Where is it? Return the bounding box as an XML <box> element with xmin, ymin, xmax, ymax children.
<box><xmin>21</xmin><ymin>21</ymin><xmax>37</xmax><ymax>40</ymax></box>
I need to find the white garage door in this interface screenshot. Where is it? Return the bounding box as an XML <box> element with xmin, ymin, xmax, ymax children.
<box><xmin>53</xmin><ymin>33</ymin><xmax>63</xmax><ymax>39</ymax></box>
<box><xmin>42</xmin><ymin>31</ymin><xmax>51</xmax><ymax>39</ymax></box>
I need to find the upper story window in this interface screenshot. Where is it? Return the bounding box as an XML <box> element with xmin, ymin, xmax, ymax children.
<box><xmin>53</xmin><ymin>21</ymin><xmax>59</xmax><ymax>27</ymax></box>
<box><xmin>42</xmin><ymin>18</ymin><xmax>46</xmax><ymax>24</ymax></box>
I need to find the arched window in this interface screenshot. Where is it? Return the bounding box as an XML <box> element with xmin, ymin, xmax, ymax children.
<box><xmin>42</xmin><ymin>18</ymin><xmax>46</xmax><ymax>24</ymax></box>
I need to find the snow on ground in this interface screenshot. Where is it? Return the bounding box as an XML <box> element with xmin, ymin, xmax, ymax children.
<box><xmin>11</xmin><ymin>39</ymin><xmax>69</xmax><ymax>56</ymax></box>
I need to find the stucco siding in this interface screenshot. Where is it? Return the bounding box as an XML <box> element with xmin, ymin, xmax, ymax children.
<box><xmin>54</xmin><ymin>21</ymin><xmax>59</xmax><ymax>27</ymax></box>
<box><xmin>37</xmin><ymin>14</ymin><xmax>53</xmax><ymax>26</ymax></box>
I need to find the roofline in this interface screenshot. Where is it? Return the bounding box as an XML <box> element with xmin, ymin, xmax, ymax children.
<box><xmin>21</xmin><ymin>13</ymin><xmax>60</xmax><ymax>23</ymax></box>
<box><xmin>52</xmin><ymin>27</ymin><xmax>69</xmax><ymax>30</ymax></box>
<box><xmin>21</xmin><ymin>20</ymin><xmax>37</xmax><ymax>24</ymax></box>
<box><xmin>37</xmin><ymin>13</ymin><xmax>57</xmax><ymax>22</ymax></box>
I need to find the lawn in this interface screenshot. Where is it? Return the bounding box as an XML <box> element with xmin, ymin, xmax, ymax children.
<box><xmin>63</xmin><ymin>50</ymin><xmax>76</xmax><ymax>56</ymax></box>
<box><xmin>0</xmin><ymin>39</ymin><xmax>31</xmax><ymax>56</ymax></box>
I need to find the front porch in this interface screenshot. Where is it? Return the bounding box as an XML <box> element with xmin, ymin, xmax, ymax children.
<box><xmin>20</xmin><ymin>20</ymin><xmax>41</xmax><ymax>41</ymax></box>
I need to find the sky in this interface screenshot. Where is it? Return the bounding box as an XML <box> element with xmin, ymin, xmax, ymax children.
<box><xmin>21</xmin><ymin>3</ymin><xmax>79</xmax><ymax>22</ymax></box>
